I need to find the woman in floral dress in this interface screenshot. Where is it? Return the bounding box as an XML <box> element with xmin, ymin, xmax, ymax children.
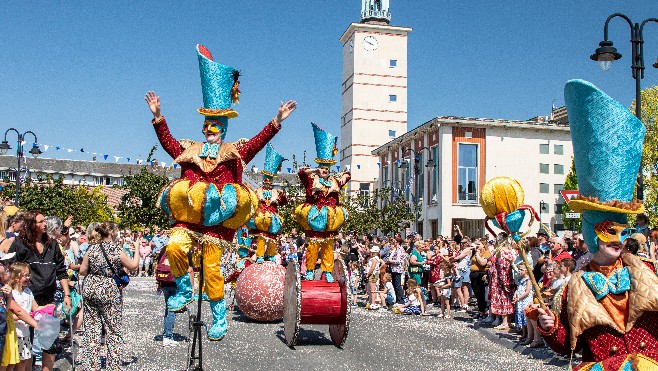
<box><xmin>488</xmin><ymin>237</ymin><xmax>516</xmax><ymax>329</ymax></box>
<box><xmin>79</xmin><ymin>223</ymin><xmax>139</xmax><ymax>370</ymax></box>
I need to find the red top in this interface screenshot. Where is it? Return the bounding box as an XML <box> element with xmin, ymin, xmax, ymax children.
<box><xmin>154</xmin><ymin>117</ymin><xmax>281</xmax><ymax>187</ymax></box>
<box><xmin>153</xmin><ymin>117</ymin><xmax>281</xmax><ymax>239</ymax></box>
<box><xmin>298</xmin><ymin>169</ymin><xmax>345</xmax><ymax>207</ymax></box>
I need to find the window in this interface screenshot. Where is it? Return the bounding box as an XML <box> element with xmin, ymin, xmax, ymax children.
<box><xmin>554</xmin><ymin>144</ymin><xmax>564</xmax><ymax>155</ymax></box>
<box><xmin>540</xmin><ymin>183</ymin><xmax>549</xmax><ymax>193</ymax></box>
<box><xmin>359</xmin><ymin>183</ymin><xmax>370</xmax><ymax>197</ymax></box>
<box><xmin>95</xmin><ymin>176</ymin><xmax>111</xmax><ymax>186</ymax></box>
<box><xmin>389</xmin><ymin>130</ymin><xmax>396</xmax><ymax>138</ymax></box>
<box><xmin>554</xmin><ymin>164</ymin><xmax>564</xmax><ymax>175</ymax></box>
<box><xmin>540</xmin><ymin>163</ymin><xmax>549</xmax><ymax>174</ymax></box>
<box><xmin>554</xmin><ymin>183</ymin><xmax>564</xmax><ymax>194</ymax></box>
<box><xmin>389</xmin><ymin>59</ymin><xmax>397</xmax><ymax>67</ymax></box>
<box><xmin>457</xmin><ymin>143</ymin><xmax>478</xmax><ymax>203</ymax></box>
<box><xmin>430</xmin><ymin>145</ymin><xmax>439</xmax><ymax>202</ymax></box>
<box><xmin>540</xmin><ymin>144</ymin><xmax>549</xmax><ymax>154</ymax></box>
<box><xmin>115</xmin><ymin>178</ymin><xmax>125</xmax><ymax>187</ymax></box>
<box><xmin>382</xmin><ymin>165</ymin><xmax>389</xmax><ymax>186</ymax></box>
<box><xmin>417</xmin><ymin>153</ymin><xmax>424</xmax><ymax>202</ymax></box>
<box><xmin>389</xmin><ymin>95</ymin><xmax>397</xmax><ymax>103</ymax></box>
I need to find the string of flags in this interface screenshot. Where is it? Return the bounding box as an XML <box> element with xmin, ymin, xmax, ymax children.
<box><xmin>20</xmin><ymin>141</ymin><xmax>385</xmax><ymax>173</ymax></box>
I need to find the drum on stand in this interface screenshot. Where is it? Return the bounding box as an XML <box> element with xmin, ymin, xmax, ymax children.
<box><xmin>283</xmin><ymin>259</ymin><xmax>350</xmax><ymax>348</ymax></box>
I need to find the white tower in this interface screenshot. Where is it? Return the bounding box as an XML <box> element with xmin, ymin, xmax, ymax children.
<box><xmin>339</xmin><ymin>0</ymin><xmax>411</xmax><ymax>194</ymax></box>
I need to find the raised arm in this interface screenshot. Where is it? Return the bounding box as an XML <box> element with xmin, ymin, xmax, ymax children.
<box><xmin>337</xmin><ymin>171</ymin><xmax>351</xmax><ymax>188</ymax></box>
<box><xmin>237</xmin><ymin>100</ymin><xmax>297</xmax><ymax>163</ymax></box>
<box><xmin>145</xmin><ymin>91</ymin><xmax>184</xmax><ymax>159</ymax></box>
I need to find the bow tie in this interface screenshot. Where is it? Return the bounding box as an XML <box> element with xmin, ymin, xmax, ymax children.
<box><xmin>318</xmin><ymin>177</ymin><xmax>333</xmax><ymax>188</ymax></box>
<box><xmin>199</xmin><ymin>143</ymin><xmax>221</xmax><ymax>159</ymax></box>
<box><xmin>263</xmin><ymin>190</ymin><xmax>272</xmax><ymax>200</ymax></box>
<box><xmin>582</xmin><ymin>267</ymin><xmax>631</xmax><ymax>301</ymax></box>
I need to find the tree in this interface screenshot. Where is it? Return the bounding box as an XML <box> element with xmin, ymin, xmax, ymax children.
<box><xmin>632</xmin><ymin>86</ymin><xmax>658</xmax><ymax>226</ymax></box>
<box><xmin>116</xmin><ymin>167</ymin><xmax>171</xmax><ymax>229</ymax></box>
<box><xmin>561</xmin><ymin>157</ymin><xmax>581</xmax><ymax>232</ymax></box>
<box><xmin>0</xmin><ymin>176</ymin><xmax>114</xmax><ymax>226</ymax></box>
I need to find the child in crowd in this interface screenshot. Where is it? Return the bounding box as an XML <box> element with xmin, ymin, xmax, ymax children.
<box><xmin>0</xmin><ymin>261</ymin><xmax>39</xmax><ymax>371</ymax></box>
<box><xmin>393</xmin><ymin>279</ymin><xmax>426</xmax><ymax>315</ymax></box>
<box><xmin>349</xmin><ymin>261</ymin><xmax>360</xmax><ymax>307</ymax></box>
<box><xmin>9</xmin><ymin>262</ymin><xmax>39</xmax><ymax>371</ymax></box>
<box><xmin>435</xmin><ymin>261</ymin><xmax>453</xmax><ymax>318</ymax></box>
<box><xmin>513</xmin><ymin>264</ymin><xmax>533</xmax><ymax>344</ymax></box>
<box><xmin>374</xmin><ymin>273</ymin><xmax>396</xmax><ymax>309</ymax></box>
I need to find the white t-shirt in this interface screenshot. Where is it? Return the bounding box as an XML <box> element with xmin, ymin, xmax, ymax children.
<box><xmin>12</xmin><ymin>287</ymin><xmax>34</xmax><ymax>338</ymax></box>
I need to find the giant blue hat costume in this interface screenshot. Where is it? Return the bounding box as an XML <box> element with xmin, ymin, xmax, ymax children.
<box><xmin>564</xmin><ymin>79</ymin><xmax>645</xmax><ymax>252</ymax></box>
<box><xmin>197</xmin><ymin>44</ymin><xmax>240</xmax><ymax>140</ymax></box>
<box><xmin>311</xmin><ymin>123</ymin><xmax>338</xmax><ymax>167</ymax></box>
<box><xmin>262</xmin><ymin>144</ymin><xmax>286</xmax><ymax>179</ymax></box>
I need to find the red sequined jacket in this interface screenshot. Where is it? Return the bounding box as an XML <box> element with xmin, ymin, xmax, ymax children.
<box><xmin>540</xmin><ymin>254</ymin><xmax>658</xmax><ymax>370</ymax></box>
<box><xmin>153</xmin><ymin>117</ymin><xmax>281</xmax><ymax>238</ymax></box>
<box><xmin>153</xmin><ymin>117</ymin><xmax>281</xmax><ymax>187</ymax></box>
<box><xmin>298</xmin><ymin>169</ymin><xmax>349</xmax><ymax>239</ymax></box>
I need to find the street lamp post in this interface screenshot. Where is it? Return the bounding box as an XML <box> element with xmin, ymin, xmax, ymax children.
<box><xmin>399</xmin><ymin>147</ymin><xmax>435</xmax><ymax>234</ymax></box>
<box><xmin>0</xmin><ymin>129</ymin><xmax>42</xmax><ymax>206</ymax></box>
<box><xmin>539</xmin><ymin>200</ymin><xmax>548</xmax><ymax>224</ymax></box>
<box><xmin>590</xmin><ymin>13</ymin><xmax>658</xmax><ymax>200</ymax></box>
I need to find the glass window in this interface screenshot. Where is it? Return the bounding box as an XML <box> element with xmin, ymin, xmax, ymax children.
<box><xmin>417</xmin><ymin>153</ymin><xmax>424</xmax><ymax>202</ymax></box>
<box><xmin>554</xmin><ymin>164</ymin><xmax>564</xmax><ymax>175</ymax></box>
<box><xmin>554</xmin><ymin>144</ymin><xmax>564</xmax><ymax>155</ymax></box>
<box><xmin>540</xmin><ymin>183</ymin><xmax>549</xmax><ymax>193</ymax></box>
<box><xmin>554</xmin><ymin>183</ymin><xmax>564</xmax><ymax>194</ymax></box>
<box><xmin>540</xmin><ymin>163</ymin><xmax>549</xmax><ymax>174</ymax></box>
<box><xmin>430</xmin><ymin>145</ymin><xmax>439</xmax><ymax>202</ymax></box>
<box><xmin>389</xmin><ymin>130</ymin><xmax>396</xmax><ymax>137</ymax></box>
<box><xmin>389</xmin><ymin>95</ymin><xmax>397</xmax><ymax>103</ymax></box>
<box><xmin>457</xmin><ymin>144</ymin><xmax>478</xmax><ymax>203</ymax></box>
<box><xmin>540</xmin><ymin>144</ymin><xmax>549</xmax><ymax>154</ymax></box>
<box><xmin>390</xmin><ymin>59</ymin><xmax>397</xmax><ymax>67</ymax></box>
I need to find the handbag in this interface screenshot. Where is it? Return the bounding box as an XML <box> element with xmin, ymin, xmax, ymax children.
<box><xmin>99</xmin><ymin>243</ymin><xmax>130</xmax><ymax>289</ymax></box>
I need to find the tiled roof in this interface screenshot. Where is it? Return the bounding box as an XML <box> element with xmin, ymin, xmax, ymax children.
<box><xmin>0</xmin><ymin>155</ymin><xmax>181</xmax><ymax>179</ymax></box>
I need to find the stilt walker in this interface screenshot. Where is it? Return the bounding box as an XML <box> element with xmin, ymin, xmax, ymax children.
<box><xmin>145</xmin><ymin>44</ymin><xmax>297</xmax><ymax>342</ymax></box>
<box><xmin>294</xmin><ymin>123</ymin><xmax>350</xmax><ymax>282</ymax></box>
<box><xmin>537</xmin><ymin>80</ymin><xmax>658</xmax><ymax>370</ymax></box>
<box><xmin>247</xmin><ymin>144</ymin><xmax>288</xmax><ymax>263</ymax></box>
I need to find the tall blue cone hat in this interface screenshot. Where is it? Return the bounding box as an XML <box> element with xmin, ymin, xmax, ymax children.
<box><xmin>311</xmin><ymin>123</ymin><xmax>338</xmax><ymax>167</ymax></box>
<box><xmin>564</xmin><ymin>79</ymin><xmax>645</xmax><ymax>252</ymax></box>
<box><xmin>262</xmin><ymin>144</ymin><xmax>286</xmax><ymax>179</ymax></box>
<box><xmin>197</xmin><ymin>44</ymin><xmax>240</xmax><ymax>140</ymax></box>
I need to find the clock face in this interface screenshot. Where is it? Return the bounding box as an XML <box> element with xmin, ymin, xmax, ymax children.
<box><xmin>363</xmin><ymin>35</ymin><xmax>378</xmax><ymax>51</ymax></box>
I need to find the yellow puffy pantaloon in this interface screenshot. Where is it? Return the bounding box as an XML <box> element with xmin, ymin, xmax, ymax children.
<box><xmin>255</xmin><ymin>235</ymin><xmax>278</xmax><ymax>259</ymax></box>
<box><xmin>305</xmin><ymin>238</ymin><xmax>335</xmax><ymax>273</ymax></box>
<box><xmin>166</xmin><ymin>228</ymin><xmax>226</xmax><ymax>301</ymax></box>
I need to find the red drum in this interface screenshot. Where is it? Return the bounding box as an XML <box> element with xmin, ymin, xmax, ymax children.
<box><xmin>283</xmin><ymin>259</ymin><xmax>350</xmax><ymax>348</ymax></box>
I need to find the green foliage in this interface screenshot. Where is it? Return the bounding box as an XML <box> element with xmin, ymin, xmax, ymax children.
<box><xmin>561</xmin><ymin>156</ymin><xmax>581</xmax><ymax>232</ymax></box>
<box><xmin>633</xmin><ymin>86</ymin><xmax>658</xmax><ymax>227</ymax></box>
<box><xmin>0</xmin><ymin>176</ymin><xmax>113</xmax><ymax>225</ymax></box>
<box><xmin>116</xmin><ymin>167</ymin><xmax>170</xmax><ymax>229</ymax></box>
<box><xmin>343</xmin><ymin>187</ymin><xmax>415</xmax><ymax>235</ymax></box>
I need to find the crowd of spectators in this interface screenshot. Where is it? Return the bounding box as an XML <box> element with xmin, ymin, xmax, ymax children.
<box><xmin>0</xmin><ymin>203</ymin><xmax>654</xmax><ymax>369</ymax></box>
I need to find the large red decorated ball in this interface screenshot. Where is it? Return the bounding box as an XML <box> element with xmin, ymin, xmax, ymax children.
<box><xmin>235</xmin><ymin>262</ymin><xmax>286</xmax><ymax>322</ymax></box>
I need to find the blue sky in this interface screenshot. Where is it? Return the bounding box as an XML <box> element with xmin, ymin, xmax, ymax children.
<box><xmin>0</xmin><ymin>1</ymin><xmax>657</xmax><ymax>169</ymax></box>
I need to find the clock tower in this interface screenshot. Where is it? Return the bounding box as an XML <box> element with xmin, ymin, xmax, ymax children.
<box><xmin>339</xmin><ymin>0</ymin><xmax>411</xmax><ymax>194</ymax></box>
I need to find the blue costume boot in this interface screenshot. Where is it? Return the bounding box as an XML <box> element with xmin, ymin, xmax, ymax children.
<box><xmin>208</xmin><ymin>299</ymin><xmax>227</xmax><ymax>341</ymax></box>
<box><xmin>256</xmin><ymin>257</ymin><xmax>264</xmax><ymax>264</ymax></box>
<box><xmin>267</xmin><ymin>256</ymin><xmax>277</xmax><ymax>262</ymax></box>
<box><xmin>305</xmin><ymin>271</ymin><xmax>314</xmax><ymax>280</ymax></box>
<box><xmin>167</xmin><ymin>273</ymin><xmax>194</xmax><ymax>313</ymax></box>
<box><xmin>325</xmin><ymin>272</ymin><xmax>334</xmax><ymax>283</ymax></box>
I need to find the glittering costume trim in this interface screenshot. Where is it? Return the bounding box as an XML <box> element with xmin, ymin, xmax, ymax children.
<box><xmin>172</xmin><ymin>226</ymin><xmax>238</xmax><ymax>253</ymax></box>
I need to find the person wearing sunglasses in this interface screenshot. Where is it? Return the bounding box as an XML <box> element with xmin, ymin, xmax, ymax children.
<box><xmin>537</xmin><ymin>80</ymin><xmax>658</xmax><ymax>370</ymax></box>
<box><xmin>144</xmin><ymin>44</ymin><xmax>296</xmax><ymax>342</ymax></box>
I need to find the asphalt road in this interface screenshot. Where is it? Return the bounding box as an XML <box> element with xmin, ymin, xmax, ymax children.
<box><xmin>56</xmin><ymin>277</ymin><xmax>566</xmax><ymax>371</ymax></box>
